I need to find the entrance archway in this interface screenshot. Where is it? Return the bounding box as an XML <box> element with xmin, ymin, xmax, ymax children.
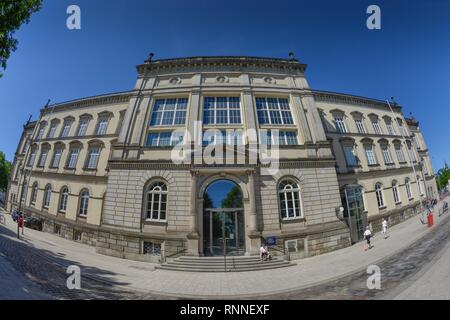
<box><xmin>203</xmin><ymin>179</ymin><xmax>245</xmax><ymax>256</ymax></box>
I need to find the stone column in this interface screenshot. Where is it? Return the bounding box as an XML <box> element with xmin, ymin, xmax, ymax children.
<box><xmin>246</xmin><ymin>169</ymin><xmax>261</xmax><ymax>255</ymax></box>
<box><xmin>187</xmin><ymin>170</ymin><xmax>200</xmax><ymax>256</ymax></box>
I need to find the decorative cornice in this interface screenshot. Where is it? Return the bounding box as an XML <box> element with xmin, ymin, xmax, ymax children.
<box><xmin>137</xmin><ymin>56</ymin><xmax>307</xmax><ymax>77</ymax></box>
<box><xmin>41</xmin><ymin>91</ymin><xmax>134</xmax><ymax>115</ymax></box>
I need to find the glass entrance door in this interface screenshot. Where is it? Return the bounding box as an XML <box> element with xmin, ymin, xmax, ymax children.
<box><xmin>204</xmin><ymin>210</ymin><xmax>245</xmax><ymax>256</ymax></box>
<box><xmin>343</xmin><ymin>186</ymin><xmax>367</xmax><ymax>243</ymax></box>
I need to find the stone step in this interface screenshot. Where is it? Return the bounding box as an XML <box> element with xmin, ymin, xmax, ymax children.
<box><xmin>156</xmin><ymin>255</ymin><xmax>295</xmax><ymax>272</ymax></box>
<box><xmin>156</xmin><ymin>261</ymin><xmax>294</xmax><ymax>272</ymax></box>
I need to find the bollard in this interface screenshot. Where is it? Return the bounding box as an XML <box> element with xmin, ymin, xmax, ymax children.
<box><xmin>427</xmin><ymin>213</ymin><xmax>434</xmax><ymax>227</ymax></box>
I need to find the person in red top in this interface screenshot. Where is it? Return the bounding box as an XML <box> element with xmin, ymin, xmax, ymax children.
<box><xmin>18</xmin><ymin>214</ymin><xmax>24</xmax><ymax>234</ymax></box>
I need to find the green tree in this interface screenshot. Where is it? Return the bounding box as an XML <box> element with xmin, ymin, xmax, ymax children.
<box><xmin>436</xmin><ymin>162</ymin><xmax>450</xmax><ymax>190</ymax></box>
<box><xmin>221</xmin><ymin>186</ymin><xmax>243</xmax><ymax>209</ymax></box>
<box><xmin>0</xmin><ymin>0</ymin><xmax>42</xmax><ymax>77</ymax></box>
<box><xmin>0</xmin><ymin>151</ymin><xmax>11</xmax><ymax>191</ymax></box>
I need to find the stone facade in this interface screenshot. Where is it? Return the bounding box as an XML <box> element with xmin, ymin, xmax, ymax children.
<box><xmin>6</xmin><ymin>56</ymin><xmax>438</xmax><ymax>265</ymax></box>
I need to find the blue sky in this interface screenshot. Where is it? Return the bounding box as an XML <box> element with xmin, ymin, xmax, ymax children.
<box><xmin>1</xmin><ymin>0</ymin><xmax>449</xmax><ymax>169</ymax></box>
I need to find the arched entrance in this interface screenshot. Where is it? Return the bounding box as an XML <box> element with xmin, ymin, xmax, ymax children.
<box><xmin>203</xmin><ymin>179</ymin><xmax>245</xmax><ymax>256</ymax></box>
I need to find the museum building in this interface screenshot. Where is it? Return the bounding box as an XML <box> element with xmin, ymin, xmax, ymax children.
<box><xmin>6</xmin><ymin>56</ymin><xmax>438</xmax><ymax>264</ymax></box>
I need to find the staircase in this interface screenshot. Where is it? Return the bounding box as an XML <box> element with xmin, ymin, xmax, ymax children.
<box><xmin>155</xmin><ymin>255</ymin><xmax>295</xmax><ymax>272</ymax></box>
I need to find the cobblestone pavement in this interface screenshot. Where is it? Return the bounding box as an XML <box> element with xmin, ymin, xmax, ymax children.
<box><xmin>1</xmin><ymin>205</ymin><xmax>449</xmax><ymax>300</ymax></box>
<box><xmin>258</xmin><ymin>210</ymin><xmax>450</xmax><ymax>300</ymax></box>
<box><xmin>0</xmin><ymin>222</ymin><xmax>175</xmax><ymax>300</ymax></box>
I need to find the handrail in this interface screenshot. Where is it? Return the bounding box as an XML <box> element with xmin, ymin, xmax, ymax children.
<box><xmin>260</xmin><ymin>236</ymin><xmax>286</xmax><ymax>257</ymax></box>
<box><xmin>161</xmin><ymin>247</ymin><xmax>187</xmax><ymax>263</ymax></box>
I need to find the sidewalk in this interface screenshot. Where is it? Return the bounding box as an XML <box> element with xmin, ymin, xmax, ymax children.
<box><xmin>1</xmin><ymin>197</ymin><xmax>449</xmax><ymax>298</ymax></box>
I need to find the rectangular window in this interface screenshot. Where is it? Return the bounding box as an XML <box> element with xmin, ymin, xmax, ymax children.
<box><xmin>387</xmin><ymin>123</ymin><xmax>395</xmax><ymax>135</ymax></box>
<box><xmin>67</xmin><ymin>148</ymin><xmax>79</xmax><ymax>169</ymax></box>
<box><xmin>334</xmin><ymin>117</ymin><xmax>347</xmax><ymax>133</ymax></box>
<box><xmin>355</xmin><ymin>119</ymin><xmax>366</xmax><ymax>134</ymax></box>
<box><xmin>408</xmin><ymin>146</ymin><xmax>417</xmax><ymax>162</ymax></box>
<box><xmin>406</xmin><ymin>182</ymin><xmax>413</xmax><ymax>199</ymax></box>
<box><xmin>399</xmin><ymin>124</ymin><xmax>407</xmax><ymax>136</ymax></box>
<box><xmin>36</xmin><ymin>127</ymin><xmax>45</xmax><ymax>140</ymax></box>
<box><xmin>47</xmin><ymin>124</ymin><xmax>57</xmax><ymax>138</ymax></box>
<box><xmin>27</xmin><ymin>150</ymin><xmax>36</xmax><ymax>167</ymax></box>
<box><xmin>372</xmin><ymin>121</ymin><xmax>383</xmax><ymax>134</ymax></box>
<box><xmin>260</xmin><ymin>130</ymin><xmax>298</xmax><ymax>146</ymax></box>
<box><xmin>343</xmin><ymin>145</ymin><xmax>358</xmax><ymax>166</ymax></box>
<box><xmin>22</xmin><ymin>138</ymin><xmax>30</xmax><ymax>154</ymax></box>
<box><xmin>96</xmin><ymin>118</ymin><xmax>109</xmax><ymax>135</ymax></box>
<box><xmin>38</xmin><ymin>149</ymin><xmax>48</xmax><ymax>167</ymax></box>
<box><xmin>77</xmin><ymin>119</ymin><xmax>89</xmax><ymax>136</ymax></box>
<box><xmin>203</xmin><ymin>97</ymin><xmax>241</xmax><ymax>125</ymax></box>
<box><xmin>149</xmin><ymin>98</ymin><xmax>188</xmax><ymax>126</ymax></box>
<box><xmin>365</xmin><ymin>145</ymin><xmax>377</xmax><ymax>165</ymax></box>
<box><xmin>86</xmin><ymin>147</ymin><xmax>100</xmax><ymax>169</ymax></box>
<box><xmin>51</xmin><ymin>149</ymin><xmax>62</xmax><ymax>168</ymax></box>
<box><xmin>395</xmin><ymin>145</ymin><xmax>405</xmax><ymax>163</ymax></box>
<box><xmin>60</xmin><ymin>121</ymin><xmax>72</xmax><ymax>137</ymax></box>
<box><xmin>255</xmin><ymin>97</ymin><xmax>294</xmax><ymax>125</ymax></box>
<box><xmin>146</xmin><ymin>131</ymin><xmax>184</xmax><ymax>147</ymax></box>
<box><xmin>381</xmin><ymin>146</ymin><xmax>393</xmax><ymax>164</ymax></box>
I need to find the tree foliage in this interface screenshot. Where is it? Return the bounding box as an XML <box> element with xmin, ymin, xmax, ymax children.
<box><xmin>221</xmin><ymin>186</ymin><xmax>243</xmax><ymax>209</ymax></box>
<box><xmin>0</xmin><ymin>151</ymin><xmax>11</xmax><ymax>191</ymax></box>
<box><xmin>436</xmin><ymin>162</ymin><xmax>450</xmax><ymax>190</ymax></box>
<box><xmin>0</xmin><ymin>0</ymin><xmax>42</xmax><ymax>77</ymax></box>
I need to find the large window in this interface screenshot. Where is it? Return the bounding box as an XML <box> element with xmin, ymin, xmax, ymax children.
<box><xmin>372</xmin><ymin>120</ymin><xmax>383</xmax><ymax>134</ymax></box>
<box><xmin>95</xmin><ymin>117</ymin><xmax>109</xmax><ymax>135</ymax></box>
<box><xmin>30</xmin><ymin>182</ymin><xmax>38</xmax><ymax>205</ymax></box>
<box><xmin>66</xmin><ymin>147</ymin><xmax>80</xmax><ymax>169</ymax></box>
<box><xmin>386</xmin><ymin>122</ymin><xmax>396</xmax><ymax>135</ymax></box>
<box><xmin>203</xmin><ymin>97</ymin><xmax>241</xmax><ymax>125</ymax></box>
<box><xmin>278</xmin><ymin>179</ymin><xmax>303</xmax><ymax>220</ymax></box>
<box><xmin>375</xmin><ymin>183</ymin><xmax>385</xmax><ymax>208</ymax></box>
<box><xmin>43</xmin><ymin>184</ymin><xmax>52</xmax><ymax>208</ymax></box>
<box><xmin>85</xmin><ymin>147</ymin><xmax>101</xmax><ymax>169</ymax></box>
<box><xmin>146</xmin><ymin>131</ymin><xmax>184</xmax><ymax>147</ymax></box>
<box><xmin>145</xmin><ymin>181</ymin><xmax>168</xmax><ymax>221</ymax></box>
<box><xmin>36</xmin><ymin>124</ymin><xmax>46</xmax><ymax>140</ymax></box>
<box><xmin>334</xmin><ymin>116</ymin><xmax>347</xmax><ymax>133</ymax></box>
<box><xmin>60</xmin><ymin>119</ymin><xmax>73</xmax><ymax>137</ymax></box>
<box><xmin>59</xmin><ymin>187</ymin><xmax>69</xmax><ymax>212</ymax></box>
<box><xmin>364</xmin><ymin>145</ymin><xmax>377</xmax><ymax>165</ymax></box>
<box><xmin>51</xmin><ymin>147</ymin><xmax>63</xmax><ymax>168</ymax></box>
<box><xmin>27</xmin><ymin>147</ymin><xmax>37</xmax><ymax>167</ymax></box>
<box><xmin>149</xmin><ymin>98</ymin><xmax>188</xmax><ymax>126</ymax></box>
<box><xmin>392</xmin><ymin>181</ymin><xmax>401</xmax><ymax>204</ymax></box>
<box><xmin>260</xmin><ymin>130</ymin><xmax>298</xmax><ymax>146</ymax></box>
<box><xmin>47</xmin><ymin>123</ymin><xmax>58</xmax><ymax>139</ymax></box>
<box><xmin>408</xmin><ymin>145</ymin><xmax>417</xmax><ymax>162</ymax></box>
<box><xmin>343</xmin><ymin>145</ymin><xmax>358</xmax><ymax>166</ymax></box>
<box><xmin>381</xmin><ymin>145</ymin><xmax>393</xmax><ymax>164</ymax></box>
<box><xmin>255</xmin><ymin>97</ymin><xmax>294</xmax><ymax>125</ymax></box>
<box><xmin>38</xmin><ymin>146</ymin><xmax>49</xmax><ymax>168</ymax></box>
<box><xmin>355</xmin><ymin>119</ymin><xmax>366</xmax><ymax>134</ymax></box>
<box><xmin>405</xmin><ymin>178</ymin><xmax>413</xmax><ymax>199</ymax></box>
<box><xmin>77</xmin><ymin>118</ymin><xmax>89</xmax><ymax>136</ymax></box>
<box><xmin>417</xmin><ymin>176</ymin><xmax>424</xmax><ymax>196</ymax></box>
<box><xmin>395</xmin><ymin>144</ymin><xmax>406</xmax><ymax>163</ymax></box>
<box><xmin>79</xmin><ymin>190</ymin><xmax>89</xmax><ymax>217</ymax></box>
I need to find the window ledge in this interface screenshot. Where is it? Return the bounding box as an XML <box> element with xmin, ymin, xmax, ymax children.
<box><xmin>281</xmin><ymin>217</ymin><xmax>305</xmax><ymax>223</ymax></box>
<box><xmin>144</xmin><ymin>219</ymin><xmax>167</xmax><ymax>226</ymax></box>
<box><xmin>378</xmin><ymin>206</ymin><xmax>387</xmax><ymax>210</ymax></box>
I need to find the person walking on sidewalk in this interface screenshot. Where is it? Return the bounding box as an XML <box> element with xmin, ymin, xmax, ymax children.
<box><xmin>364</xmin><ymin>226</ymin><xmax>372</xmax><ymax>251</ymax></box>
<box><xmin>382</xmin><ymin>218</ymin><xmax>388</xmax><ymax>239</ymax></box>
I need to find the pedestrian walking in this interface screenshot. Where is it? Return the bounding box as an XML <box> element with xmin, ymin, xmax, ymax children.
<box><xmin>364</xmin><ymin>226</ymin><xmax>372</xmax><ymax>251</ymax></box>
<box><xmin>382</xmin><ymin>218</ymin><xmax>388</xmax><ymax>239</ymax></box>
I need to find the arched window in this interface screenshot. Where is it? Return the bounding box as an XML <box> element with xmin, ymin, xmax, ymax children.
<box><xmin>30</xmin><ymin>182</ymin><xmax>38</xmax><ymax>205</ymax></box>
<box><xmin>79</xmin><ymin>190</ymin><xmax>89</xmax><ymax>217</ymax></box>
<box><xmin>278</xmin><ymin>179</ymin><xmax>303</xmax><ymax>220</ymax></box>
<box><xmin>43</xmin><ymin>184</ymin><xmax>52</xmax><ymax>208</ymax></box>
<box><xmin>405</xmin><ymin>178</ymin><xmax>413</xmax><ymax>200</ymax></box>
<box><xmin>375</xmin><ymin>183</ymin><xmax>385</xmax><ymax>208</ymax></box>
<box><xmin>392</xmin><ymin>180</ymin><xmax>401</xmax><ymax>204</ymax></box>
<box><xmin>145</xmin><ymin>181</ymin><xmax>168</xmax><ymax>221</ymax></box>
<box><xmin>59</xmin><ymin>187</ymin><xmax>69</xmax><ymax>212</ymax></box>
